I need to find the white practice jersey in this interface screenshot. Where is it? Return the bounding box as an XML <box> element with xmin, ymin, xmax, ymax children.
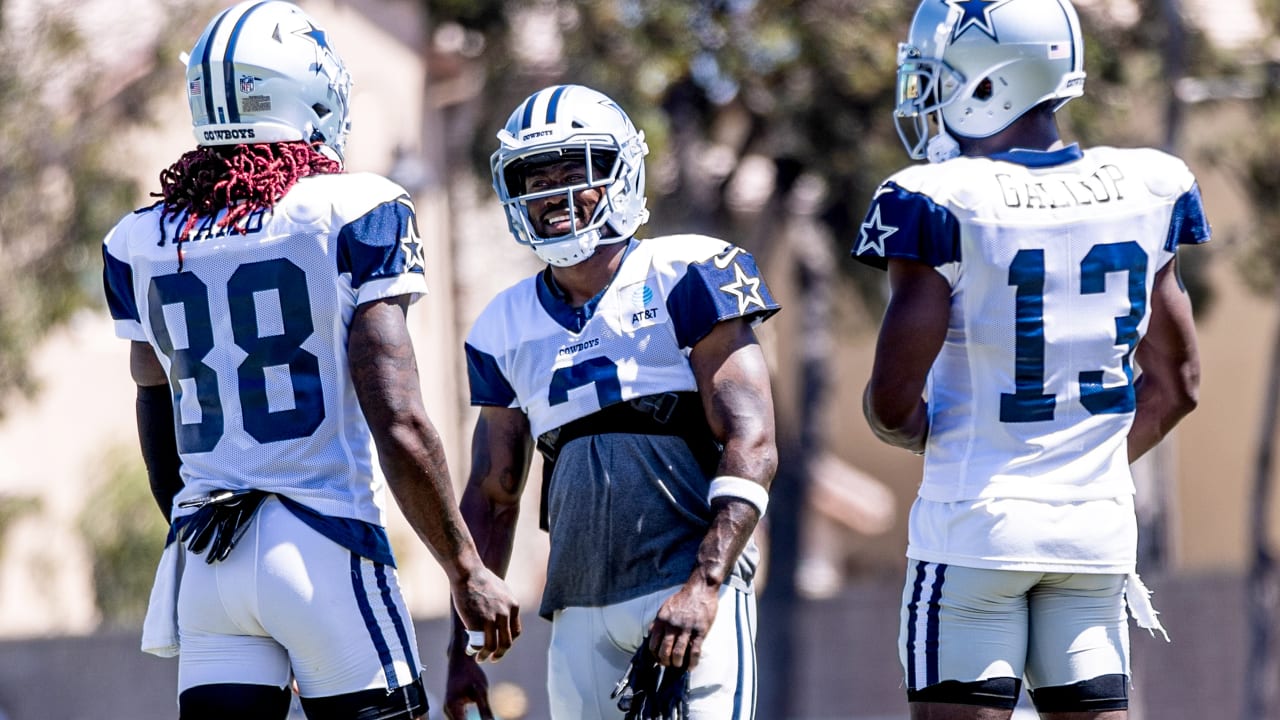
<box><xmin>103</xmin><ymin>172</ymin><xmax>428</xmax><ymax>527</ymax></box>
<box><xmin>465</xmin><ymin>235</ymin><xmax>780</xmax><ymax>437</ymax></box>
<box><xmin>856</xmin><ymin>145</ymin><xmax>1210</xmax><ymax>503</ymax></box>
<box><xmin>854</xmin><ymin>145</ymin><xmax>1209</xmax><ymax>571</ymax></box>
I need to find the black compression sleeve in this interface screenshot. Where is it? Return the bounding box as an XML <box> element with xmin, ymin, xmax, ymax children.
<box><xmin>136</xmin><ymin>384</ymin><xmax>183</xmax><ymax>522</ymax></box>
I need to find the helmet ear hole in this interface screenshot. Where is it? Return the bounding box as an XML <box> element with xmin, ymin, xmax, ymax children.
<box><xmin>973</xmin><ymin>78</ymin><xmax>994</xmax><ymax>101</ymax></box>
<box><xmin>312</xmin><ymin>103</ymin><xmax>332</xmax><ymax>119</ymax></box>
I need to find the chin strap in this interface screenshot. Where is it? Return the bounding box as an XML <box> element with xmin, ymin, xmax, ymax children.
<box><xmin>926</xmin><ymin>130</ymin><xmax>961</xmax><ymax>164</ymax></box>
<box><xmin>535</xmin><ymin>229</ymin><xmax>601</xmax><ymax>267</ymax></box>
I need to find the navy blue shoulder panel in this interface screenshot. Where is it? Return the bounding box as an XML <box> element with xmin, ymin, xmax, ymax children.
<box><xmin>1165</xmin><ymin>183</ymin><xmax>1211</xmax><ymax>252</ymax></box>
<box><xmin>337</xmin><ymin>196</ymin><xmax>424</xmax><ymax>288</ymax></box>
<box><xmin>102</xmin><ymin>245</ymin><xmax>140</xmax><ymax>323</ymax></box>
<box><xmin>852</xmin><ymin>182</ymin><xmax>961</xmax><ymax>270</ymax></box>
<box><xmin>465</xmin><ymin>342</ymin><xmax>518</xmax><ymax>407</ymax></box>
<box><xmin>666</xmin><ymin>246</ymin><xmax>780</xmax><ymax>349</ymax></box>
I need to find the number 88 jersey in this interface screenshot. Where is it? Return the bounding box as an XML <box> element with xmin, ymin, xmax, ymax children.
<box><xmin>854</xmin><ymin>145</ymin><xmax>1210</xmax><ymax>504</ymax></box>
<box><xmin>102</xmin><ymin>172</ymin><xmax>427</xmax><ymax>525</ymax></box>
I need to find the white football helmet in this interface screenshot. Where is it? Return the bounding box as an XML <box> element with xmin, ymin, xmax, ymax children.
<box><xmin>185</xmin><ymin>1</ymin><xmax>352</xmax><ymax>159</ymax></box>
<box><xmin>895</xmin><ymin>0</ymin><xmax>1087</xmax><ymax>161</ymax></box>
<box><xmin>491</xmin><ymin>85</ymin><xmax>649</xmax><ymax>267</ymax></box>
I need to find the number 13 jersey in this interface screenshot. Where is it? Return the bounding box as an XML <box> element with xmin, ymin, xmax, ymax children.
<box><xmin>854</xmin><ymin>145</ymin><xmax>1210</xmax><ymax>506</ymax></box>
<box><xmin>102</xmin><ymin>172</ymin><xmax>427</xmax><ymax>527</ymax></box>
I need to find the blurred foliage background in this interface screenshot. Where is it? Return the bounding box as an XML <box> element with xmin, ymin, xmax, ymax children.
<box><xmin>78</xmin><ymin>449</ymin><xmax>168</xmax><ymax>630</ymax></box>
<box><xmin>0</xmin><ymin>0</ymin><xmax>201</xmax><ymax>413</ymax></box>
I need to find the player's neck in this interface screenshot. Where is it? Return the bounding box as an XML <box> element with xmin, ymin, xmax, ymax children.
<box><xmin>547</xmin><ymin>241</ymin><xmax>628</xmax><ymax>307</ymax></box>
<box><xmin>958</xmin><ymin>111</ymin><xmax>1063</xmax><ymax>158</ymax></box>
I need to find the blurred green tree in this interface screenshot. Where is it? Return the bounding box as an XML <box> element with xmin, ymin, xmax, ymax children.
<box><xmin>79</xmin><ymin>447</ymin><xmax>168</xmax><ymax>629</ymax></box>
<box><xmin>0</xmin><ymin>1</ymin><xmax>199</xmax><ymax>413</ymax></box>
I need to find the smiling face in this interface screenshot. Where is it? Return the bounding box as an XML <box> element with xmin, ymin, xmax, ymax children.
<box><xmin>522</xmin><ymin>159</ymin><xmax>605</xmax><ymax>239</ymax></box>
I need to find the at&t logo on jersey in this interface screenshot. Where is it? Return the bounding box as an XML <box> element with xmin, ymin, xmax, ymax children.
<box><xmin>621</xmin><ymin>280</ymin><xmax>662</xmax><ymax>330</ymax></box>
<box><xmin>630</xmin><ymin>284</ymin><xmax>659</xmax><ymax>324</ymax></box>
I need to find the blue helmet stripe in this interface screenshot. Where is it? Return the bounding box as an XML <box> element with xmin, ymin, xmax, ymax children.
<box><xmin>223</xmin><ymin>1</ymin><xmax>273</xmax><ymax>124</ymax></box>
<box><xmin>519</xmin><ymin>90</ymin><xmax>540</xmax><ymax>130</ymax></box>
<box><xmin>545</xmin><ymin>84</ymin><xmax>568</xmax><ymax>124</ymax></box>
<box><xmin>199</xmin><ymin>6</ymin><xmax>235</xmax><ymax>123</ymax></box>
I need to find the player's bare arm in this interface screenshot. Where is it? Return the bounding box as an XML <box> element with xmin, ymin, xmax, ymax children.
<box><xmin>1128</xmin><ymin>257</ymin><xmax>1201</xmax><ymax>462</ymax></box>
<box><xmin>864</xmin><ymin>258</ymin><xmax>951</xmax><ymax>454</ymax></box>
<box><xmin>348</xmin><ymin>296</ymin><xmax>521</xmax><ymax>655</ymax></box>
<box><xmin>450</xmin><ymin>404</ymin><xmax>531</xmax><ymax>660</ymax></box>
<box><xmin>131</xmin><ymin>341</ymin><xmax>183</xmax><ymax>521</ymax></box>
<box><xmin>444</xmin><ymin>405</ymin><xmax>532</xmax><ymax>720</ymax></box>
<box><xmin>648</xmin><ymin>316</ymin><xmax>777</xmax><ymax>669</ymax></box>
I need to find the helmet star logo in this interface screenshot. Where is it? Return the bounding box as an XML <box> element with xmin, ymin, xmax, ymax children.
<box><xmin>943</xmin><ymin>0</ymin><xmax>1015</xmax><ymax>41</ymax></box>
<box><xmin>719</xmin><ymin>262</ymin><xmax>767</xmax><ymax>315</ymax></box>
<box><xmin>295</xmin><ymin>22</ymin><xmax>330</xmax><ymax>50</ymax></box>
<box><xmin>857</xmin><ymin>205</ymin><xmax>898</xmax><ymax>257</ymax></box>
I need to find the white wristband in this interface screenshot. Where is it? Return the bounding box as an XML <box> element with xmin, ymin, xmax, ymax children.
<box><xmin>464</xmin><ymin>629</ymin><xmax>485</xmax><ymax>656</ymax></box>
<box><xmin>708</xmin><ymin>476</ymin><xmax>769</xmax><ymax>518</ymax></box>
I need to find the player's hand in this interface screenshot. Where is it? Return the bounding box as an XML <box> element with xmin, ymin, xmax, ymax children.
<box><xmin>648</xmin><ymin>582</ymin><xmax>719</xmax><ymax>669</ymax></box>
<box><xmin>444</xmin><ymin>651</ymin><xmax>493</xmax><ymax>720</ymax></box>
<box><xmin>450</xmin><ymin>566</ymin><xmax>521</xmax><ymax>662</ymax></box>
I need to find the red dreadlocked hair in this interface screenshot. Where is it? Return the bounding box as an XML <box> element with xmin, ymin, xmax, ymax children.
<box><xmin>155</xmin><ymin>142</ymin><xmax>342</xmax><ymax>269</ymax></box>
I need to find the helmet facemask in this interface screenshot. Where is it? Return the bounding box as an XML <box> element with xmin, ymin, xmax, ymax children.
<box><xmin>895</xmin><ymin>43</ymin><xmax>966</xmax><ymax>162</ymax></box>
<box><xmin>496</xmin><ymin>141</ymin><xmax>624</xmax><ymax>267</ymax></box>
<box><xmin>491</xmin><ymin>85</ymin><xmax>650</xmax><ymax>267</ymax></box>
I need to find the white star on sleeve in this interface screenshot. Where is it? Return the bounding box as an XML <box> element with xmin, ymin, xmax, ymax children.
<box><xmin>397</xmin><ymin>199</ymin><xmax>425</xmax><ymax>271</ymax></box>
<box><xmin>856</xmin><ymin>204</ymin><xmax>899</xmax><ymax>257</ymax></box>
<box><xmin>718</xmin><ymin>262</ymin><xmax>768</xmax><ymax>315</ymax></box>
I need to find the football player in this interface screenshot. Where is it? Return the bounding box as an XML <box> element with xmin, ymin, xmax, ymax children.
<box><xmin>855</xmin><ymin>0</ymin><xmax>1208</xmax><ymax>718</ymax></box>
<box><xmin>101</xmin><ymin>2</ymin><xmax>519</xmax><ymax>718</ymax></box>
<box><xmin>443</xmin><ymin>84</ymin><xmax>780</xmax><ymax>720</ymax></box>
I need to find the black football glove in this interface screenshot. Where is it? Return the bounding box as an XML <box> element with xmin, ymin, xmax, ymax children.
<box><xmin>175</xmin><ymin>490</ymin><xmax>267</xmax><ymax>563</ymax></box>
<box><xmin>610</xmin><ymin>636</ymin><xmax>690</xmax><ymax>720</ymax></box>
